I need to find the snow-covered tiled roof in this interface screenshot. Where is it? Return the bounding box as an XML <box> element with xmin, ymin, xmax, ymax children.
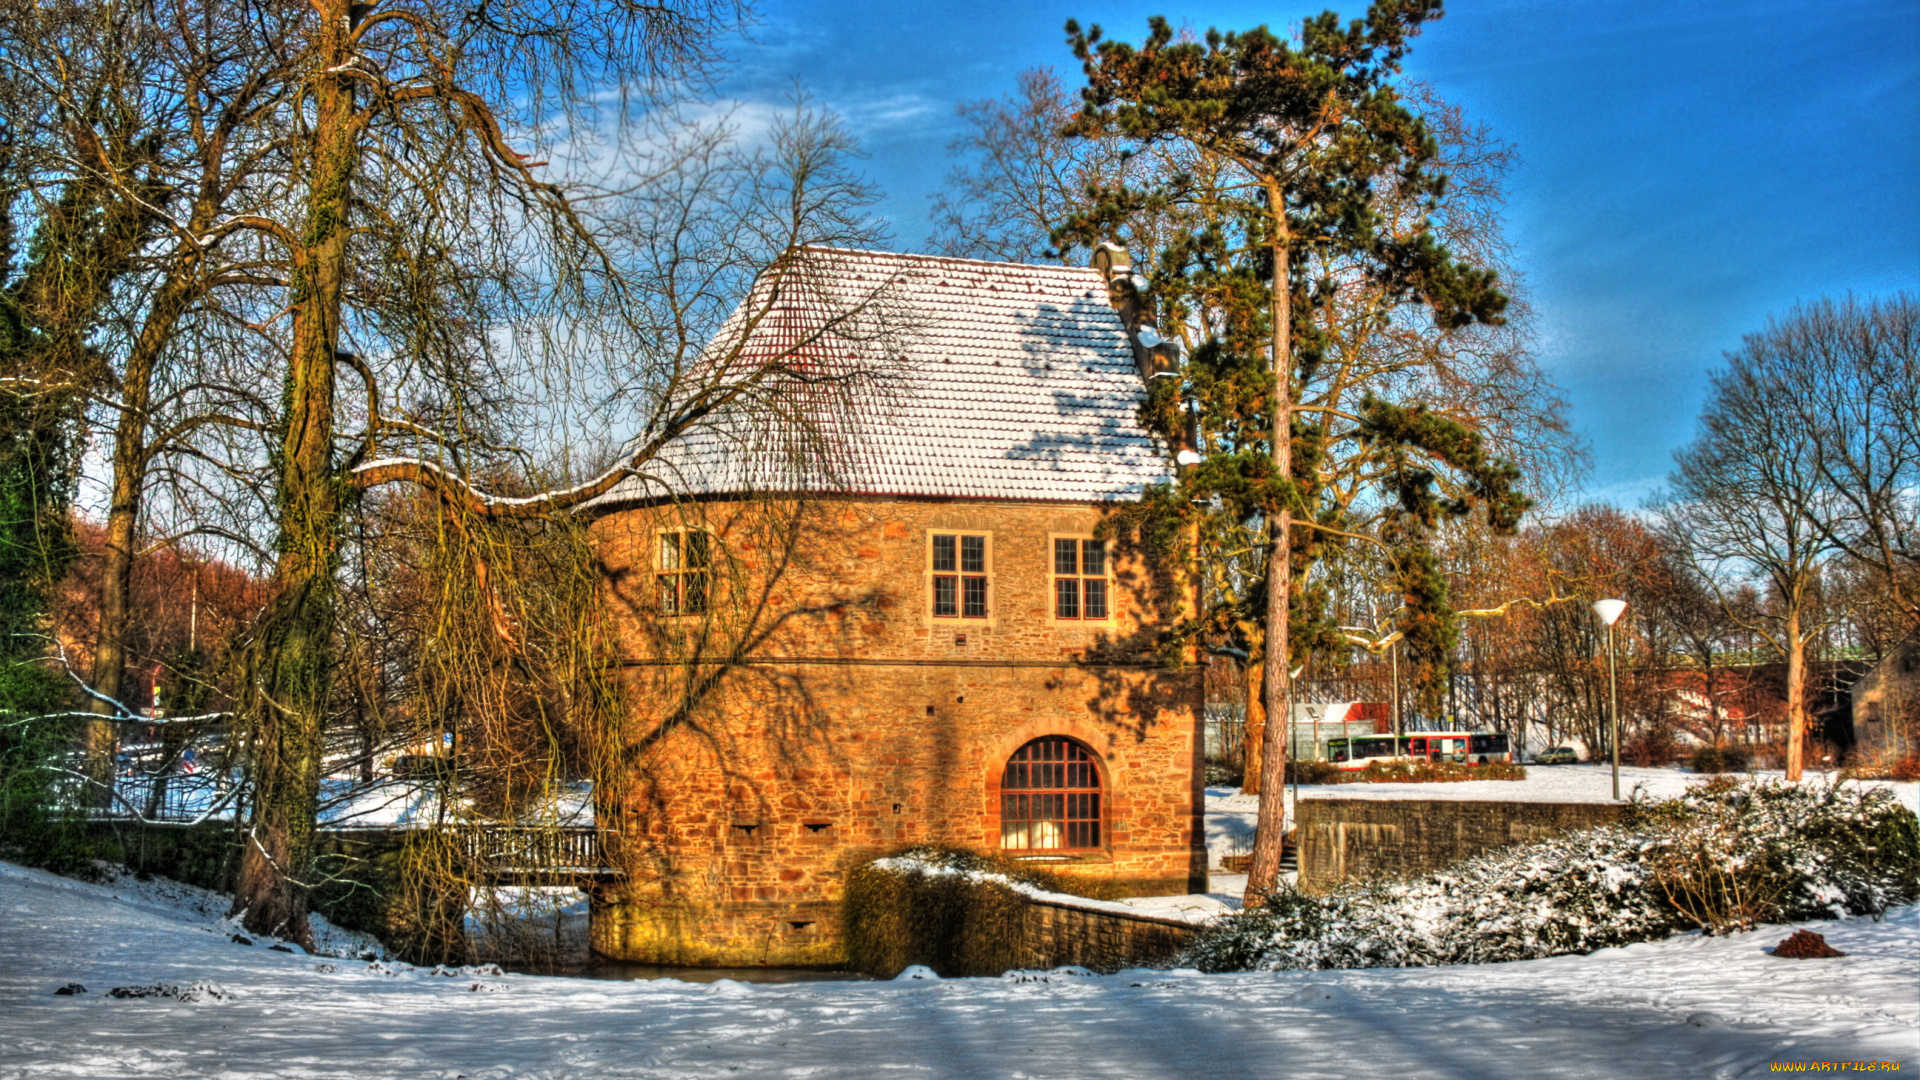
<box><xmin>592</xmin><ymin>248</ymin><xmax>1172</xmax><ymax>506</ymax></box>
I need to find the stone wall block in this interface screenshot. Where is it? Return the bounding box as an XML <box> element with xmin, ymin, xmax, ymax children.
<box><xmin>1297</xmin><ymin>798</ymin><xmax>1624</xmax><ymax>893</ymax></box>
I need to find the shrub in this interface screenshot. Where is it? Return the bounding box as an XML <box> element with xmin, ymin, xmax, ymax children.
<box><xmin>1846</xmin><ymin>753</ymin><xmax>1920</xmax><ymax>782</ymax></box>
<box><xmin>1689</xmin><ymin>744</ymin><xmax>1752</xmax><ymax>774</ymax></box>
<box><xmin>1354</xmin><ymin>759</ymin><xmax>1526</xmax><ymax>784</ymax></box>
<box><xmin>1185</xmin><ymin>778</ymin><xmax>1920</xmax><ymax>972</ymax></box>
<box><xmin>0</xmin><ymin>664</ymin><xmax>103</xmax><ymax>876</ymax></box>
<box><xmin>1623</xmin><ymin>729</ymin><xmax>1682</xmax><ymax>767</ymax></box>
<box><xmin>843</xmin><ymin>846</ymin><xmax>1081</xmax><ymax>978</ymax></box>
<box><xmin>1284</xmin><ymin>759</ymin><xmax>1344</xmax><ymax>785</ymax></box>
<box><xmin>1205</xmin><ymin>758</ymin><xmax>1245</xmax><ymax>788</ymax></box>
<box><xmin>1746</xmin><ymin>741</ymin><xmax>1783</xmax><ymax>770</ymax></box>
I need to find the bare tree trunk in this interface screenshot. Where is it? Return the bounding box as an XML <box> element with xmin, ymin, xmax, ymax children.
<box><xmin>86</xmin><ymin>281</ymin><xmax>194</xmax><ymax>800</ymax></box>
<box><xmin>1707</xmin><ymin>650</ymin><xmax>1727</xmax><ymax>747</ymax></box>
<box><xmin>83</xmin><ymin>463</ymin><xmax>137</xmax><ymax>804</ymax></box>
<box><xmin>1245</xmin><ymin>221</ymin><xmax>1292</xmax><ymax>903</ymax></box>
<box><xmin>232</xmin><ymin>11</ymin><xmax>356</xmax><ymax>947</ymax></box>
<box><xmin>1784</xmin><ymin>606</ymin><xmax>1806</xmax><ymax>780</ymax></box>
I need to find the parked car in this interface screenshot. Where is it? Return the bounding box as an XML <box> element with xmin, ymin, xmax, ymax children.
<box><xmin>1534</xmin><ymin>746</ymin><xmax>1579</xmax><ymax>765</ymax></box>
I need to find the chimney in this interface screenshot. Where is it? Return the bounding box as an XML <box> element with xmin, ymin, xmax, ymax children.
<box><xmin>1091</xmin><ymin>243</ymin><xmax>1181</xmax><ymax>383</ymax></box>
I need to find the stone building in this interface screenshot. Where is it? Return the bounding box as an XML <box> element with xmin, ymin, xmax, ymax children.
<box><xmin>1848</xmin><ymin>638</ymin><xmax>1920</xmax><ymax>766</ymax></box>
<box><xmin>584</xmin><ymin>248</ymin><xmax>1206</xmax><ymax>966</ymax></box>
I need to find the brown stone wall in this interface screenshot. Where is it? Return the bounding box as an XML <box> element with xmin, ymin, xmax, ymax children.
<box><xmin>1013</xmin><ymin>900</ymin><xmax>1194</xmax><ymax>974</ymax></box>
<box><xmin>589</xmin><ymin>496</ymin><xmax>1205</xmax><ymax>965</ymax></box>
<box><xmin>1296</xmin><ymin>798</ymin><xmax>1624</xmax><ymax>894</ymax></box>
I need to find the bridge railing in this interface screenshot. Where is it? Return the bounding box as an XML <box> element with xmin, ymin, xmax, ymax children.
<box><xmin>455</xmin><ymin>825</ymin><xmax>609</xmax><ymax>876</ymax></box>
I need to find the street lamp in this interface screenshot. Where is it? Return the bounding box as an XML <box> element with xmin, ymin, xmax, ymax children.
<box><xmin>1592</xmin><ymin>598</ymin><xmax>1627</xmax><ymax>801</ymax></box>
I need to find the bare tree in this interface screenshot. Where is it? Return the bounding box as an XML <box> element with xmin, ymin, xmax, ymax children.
<box><xmin>1639</xmin><ymin>536</ymin><xmax>1747</xmax><ymax>748</ymax></box>
<box><xmin>929</xmin><ymin>68</ymin><xmax>1168</xmax><ymax>266</ymax></box>
<box><xmin>1661</xmin><ymin>314</ymin><xmax>1854</xmax><ymax>780</ymax></box>
<box><xmin>1747</xmin><ymin>295</ymin><xmax>1920</xmax><ymax>628</ymax></box>
<box><xmin>2</xmin><ymin>0</ymin><xmax>307</xmax><ymax>797</ymax></box>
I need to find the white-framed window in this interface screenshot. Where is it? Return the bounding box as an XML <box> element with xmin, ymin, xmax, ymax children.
<box><xmin>1050</xmin><ymin>536</ymin><xmax>1110</xmax><ymax>621</ymax></box>
<box><xmin>656</xmin><ymin>529</ymin><xmax>710</xmax><ymax>615</ymax></box>
<box><xmin>929</xmin><ymin>531</ymin><xmax>990</xmax><ymax>619</ymax></box>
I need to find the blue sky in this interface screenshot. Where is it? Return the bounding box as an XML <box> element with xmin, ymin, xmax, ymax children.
<box><xmin>714</xmin><ymin>0</ymin><xmax>1920</xmax><ymax>507</ymax></box>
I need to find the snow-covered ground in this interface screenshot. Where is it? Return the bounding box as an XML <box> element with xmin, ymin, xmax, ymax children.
<box><xmin>2</xmin><ymin>860</ymin><xmax>1913</xmax><ymax>1079</ymax></box>
<box><xmin>1204</xmin><ymin>766</ymin><xmax>1920</xmax><ymax>869</ymax></box>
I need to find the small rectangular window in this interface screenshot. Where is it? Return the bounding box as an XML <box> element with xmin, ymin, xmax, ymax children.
<box><xmin>1080</xmin><ymin>540</ymin><xmax>1105</xmax><ymax>577</ymax></box>
<box><xmin>1083</xmin><ymin>578</ymin><xmax>1108</xmax><ymax>620</ymax></box>
<box><xmin>1051</xmin><ymin>536</ymin><xmax>1110</xmax><ymax>621</ymax></box>
<box><xmin>961</xmin><ymin>535</ymin><xmax>985</xmax><ymax>574</ymax></box>
<box><xmin>963</xmin><ymin>576</ymin><xmax>988</xmax><ymax>618</ymax></box>
<box><xmin>657</xmin><ymin>530</ymin><xmax>711</xmax><ymax>615</ymax></box>
<box><xmin>1054</xmin><ymin>538</ymin><xmax>1078</xmax><ymax>576</ymax></box>
<box><xmin>930</xmin><ymin>532</ymin><xmax>989</xmax><ymax>619</ymax></box>
<box><xmin>1055</xmin><ymin>578</ymin><xmax>1080</xmax><ymax>619</ymax></box>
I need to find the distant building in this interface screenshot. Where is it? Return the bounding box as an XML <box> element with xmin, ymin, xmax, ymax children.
<box><xmin>585</xmin><ymin>247</ymin><xmax>1205</xmax><ymax>966</ymax></box>
<box><xmin>1848</xmin><ymin>640</ymin><xmax>1920</xmax><ymax>765</ymax></box>
<box><xmin>1287</xmin><ymin>702</ymin><xmax>1390</xmax><ymax>762</ymax></box>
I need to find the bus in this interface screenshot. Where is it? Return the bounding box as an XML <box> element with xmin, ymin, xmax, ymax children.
<box><xmin>1324</xmin><ymin>732</ymin><xmax>1512</xmax><ymax>770</ymax></box>
<box><xmin>1467</xmin><ymin>732</ymin><xmax>1513</xmax><ymax>764</ymax></box>
<box><xmin>1325</xmin><ymin>734</ymin><xmax>1404</xmax><ymax>769</ymax></box>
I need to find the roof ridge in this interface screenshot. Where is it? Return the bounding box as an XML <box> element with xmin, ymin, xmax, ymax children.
<box><xmin>796</xmin><ymin>245</ymin><xmax>1101</xmax><ymax>276</ymax></box>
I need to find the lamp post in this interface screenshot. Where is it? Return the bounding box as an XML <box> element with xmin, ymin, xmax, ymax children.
<box><xmin>1592</xmin><ymin>598</ymin><xmax>1627</xmax><ymax>801</ymax></box>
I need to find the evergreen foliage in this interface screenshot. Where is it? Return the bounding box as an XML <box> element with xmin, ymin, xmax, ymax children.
<box><xmin>1058</xmin><ymin>7</ymin><xmax>1525</xmax><ymax>714</ymax></box>
<box><xmin>0</xmin><ymin>122</ymin><xmax>157</xmax><ymax>865</ymax></box>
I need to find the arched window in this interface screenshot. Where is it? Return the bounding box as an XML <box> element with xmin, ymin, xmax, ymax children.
<box><xmin>1000</xmin><ymin>737</ymin><xmax>1100</xmax><ymax>851</ymax></box>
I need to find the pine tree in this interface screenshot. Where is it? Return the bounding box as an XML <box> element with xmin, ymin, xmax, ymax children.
<box><xmin>1060</xmin><ymin>6</ymin><xmax>1521</xmax><ymax>898</ymax></box>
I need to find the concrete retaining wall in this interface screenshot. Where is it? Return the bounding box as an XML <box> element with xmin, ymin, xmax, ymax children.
<box><xmin>1295</xmin><ymin>798</ymin><xmax>1624</xmax><ymax>893</ymax></box>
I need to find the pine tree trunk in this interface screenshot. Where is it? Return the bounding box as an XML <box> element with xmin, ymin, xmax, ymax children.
<box><xmin>231</xmin><ymin>10</ymin><xmax>357</xmax><ymax>948</ymax></box>
<box><xmin>1245</xmin><ymin>217</ymin><xmax>1293</xmax><ymax>903</ymax></box>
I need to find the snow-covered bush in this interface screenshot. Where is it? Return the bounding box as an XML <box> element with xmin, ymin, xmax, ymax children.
<box><xmin>1186</xmin><ymin>778</ymin><xmax>1919</xmax><ymax>973</ymax></box>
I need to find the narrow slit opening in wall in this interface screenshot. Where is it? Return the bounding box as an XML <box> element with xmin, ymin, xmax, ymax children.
<box><xmin>803</xmin><ymin>821</ymin><xmax>832</xmax><ymax>833</ymax></box>
<box><xmin>788</xmin><ymin>921</ymin><xmax>814</xmax><ymax>931</ymax></box>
